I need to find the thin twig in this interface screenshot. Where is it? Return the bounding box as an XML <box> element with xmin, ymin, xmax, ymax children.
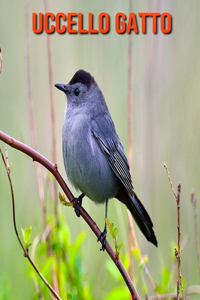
<box><xmin>42</xmin><ymin>0</ymin><xmax>60</xmax><ymax>290</ymax></box>
<box><xmin>32</xmin><ymin>274</ymin><xmax>45</xmax><ymax>300</ymax></box>
<box><xmin>175</xmin><ymin>183</ymin><xmax>182</xmax><ymax>300</ymax></box>
<box><xmin>24</xmin><ymin>0</ymin><xmax>46</xmax><ymax>228</ymax></box>
<box><xmin>129</xmin><ymin>212</ymin><xmax>161</xmax><ymax>300</ymax></box>
<box><xmin>128</xmin><ymin>210</ymin><xmax>134</xmax><ymax>279</ymax></box>
<box><xmin>0</xmin><ymin>148</ymin><xmax>61</xmax><ymax>300</ymax></box>
<box><xmin>127</xmin><ymin>0</ymin><xmax>134</xmax><ymax>281</ymax></box>
<box><xmin>43</xmin><ymin>0</ymin><xmax>58</xmax><ymax>222</ymax></box>
<box><xmin>147</xmin><ymin>293</ymin><xmax>192</xmax><ymax>300</ymax></box>
<box><xmin>164</xmin><ymin>162</ymin><xmax>177</xmax><ymax>198</ymax></box>
<box><xmin>24</xmin><ymin>2</ymin><xmax>59</xmax><ymax>295</ymax></box>
<box><xmin>128</xmin><ymin>0</ymin><xmax>133</xmax><ymax>169</ymax></box>
<box><xmin>164</xmin><ymin>163</ymin><xmax>184</xmax><ymax>299</ymax></box>
<box><xmin>0</xmin><ymin>131</ymin><xmax>141</xmax><ymax>300</ymax></box>
<box><xmin>191</xmin><ymin>190</ymin><xmax>200</xmax><ymax>284</ymax></box>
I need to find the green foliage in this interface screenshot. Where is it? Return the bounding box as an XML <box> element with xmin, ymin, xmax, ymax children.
<box><xmin>105</xmin><ymin>218</ymin><xmax>124</xmax><ymax>259</ymax></box>
<box><xmin>59</xmin><ymin>193</ymin><xmax>73</xmax><ymax>207</ymax></box>
<box><xmin>105</xmin><ymin>253</ymin><xmax>132</xmax><ymax>299</ymax></box>
<box><xmin>21</xmin><ymin>226</ymin><xmax>32</xmax><ymax>250</ymax></box>
<box><xmin>156</xmin><ymin>267</ymin><xmax>172</xmax><ymax>294</ymax></box>
<box><xmin>29</xmin><ymin>214</ymin><xmax>93</xmax><ymax>300</ymax></box>
<box><xmin>0</xmin><ymin>277</ymin><xmax>9</xmax><ymax>300</ymax></box>
<box><xmin>104</xmin><ymin>286</ymin><xmax>130</xmax><ymax>300</ymax></box>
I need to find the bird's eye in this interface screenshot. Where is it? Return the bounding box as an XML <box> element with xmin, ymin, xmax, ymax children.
<box><xmin>74</xmin><ymin>88</ymin><xmax>80</xmax><ymax>96</ymax></box>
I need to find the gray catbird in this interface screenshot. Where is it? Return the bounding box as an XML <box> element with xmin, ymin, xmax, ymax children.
<box><xmin>55</xmin><ymin>69</ymin><xmax>157</xmax><ymax>250</ymax></box>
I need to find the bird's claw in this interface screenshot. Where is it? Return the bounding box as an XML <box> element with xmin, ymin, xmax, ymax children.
<box><xmin>71</xmin><ymin>194</ymin><xmax>84</xmax><ymax>217</ymax></box>
<box><xmin>97</xmin><ymin>228</ymin><xmax>107</xmax><ymax>251</ymax></box>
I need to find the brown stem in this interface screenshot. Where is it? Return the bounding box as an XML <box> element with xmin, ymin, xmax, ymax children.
<box><xmin>43</xmin><ymin>0</ymin><xmax>58</xmax><ymax>222</ymax></box>
<box><xmin>24</xmin><ymin>2</ymin><xmax>59</xmax><ymax>294</ymax></box>
<box><xmin>128</xmin><ymin>0</ymin><xmax>133</xmax><ymax>169</ymax></box>
<box><xmin>164</xmin><ymin>163</ymin><xmax>183</xmax><ymax>299</ymax></box>
<box><xmin>43</xmin><ymin>0</ymin><xmax>60</xmax><ymax>292</ymax></box>
<box><xmin>0</xmin><ymin>148</ymin><xmax>61</xmax><ymax>300</ymax></box>
<box><xmin>176</xmin><ymin>183</ymin><xmax>181</xmax><ymax>300</ymax></box>
<box><xmin>127</xmin><ymin>0</ymin><xmax>134</xmax><ymax>283</ymax></box>
<box><xmin>164</xmin><ymin>163</ymin><xmax>177</xmax><ymax>198</ymax></box>
<box><xmin>128</xmin><ymin>211</ymin><xmax>160</xmax><ymax>300</ymax></box>
<box><xmin>147</xmin><ymin>293</ymin><xmax>192</xmax><ymax>300</ymax></box>
<box><xmin>0</xmin><ymin>131</ymin><xmax>141</xmax><ymax>300</ymax></box>
<box><xmin>24</xmin><ymin>0</ymin><xmax>46</xmax><ymax>229</ymax></box>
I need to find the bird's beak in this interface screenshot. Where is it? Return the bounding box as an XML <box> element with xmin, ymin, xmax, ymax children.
<box><xmin>54</xmin><ymin>83</ymin><xmax>68</xmax><ymax>93</ymax></box>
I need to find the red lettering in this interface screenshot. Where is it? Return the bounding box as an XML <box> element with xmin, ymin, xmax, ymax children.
<box><xmin>127</xmin><ymin>13</ymin><xmax>138</xmax><ymax>33</ymax></box>
<box><xmin>115</xmin><ymin>13</ymin><xmax>126</xmax><ymax>34</ymax></box>
<box><xmin>161</xmin><ymin>13</ymin><xmax>172</xmax><ymax>33</ymax></box>
<box><xmin>68</xmin><ymin>13</ymin><xmax>77</xmax><ymax>33</ymax></box>
<box><xmin>32</xmin><ymin>13</ymin><xmax>43</xmax><ymax>34</ymax></box>
<box><xmin>78</xmin><ymin>13</ymin><xmax>88</xmax><ymax>33</ymax></box>
<box><xmin>138</xmin><ymin>13</ymin><xmax>149</xmax><ymax>33</ymax></box>
<box><xmin>149</xmin><ymin>13</ymin><xmax>160</xmax><ymax>33</ymax></box>
<box><xmin>89</xmin><ymin>13</ymin><xmax>98</xmax><ymax>33</ymax></box>
<box><xmin>44</xmin><ymin>13</ymin><xmax>55</xmax><ymax>34</ymax></box>
<box><xmin>56</xmin><ymin>13</ymin><xmax>66</xmax><ymax>34</ymax></box>
<box><xmin>99</xmin><ymin>13</ymin><xmax>109</xmax><ymax>33</ymax></box>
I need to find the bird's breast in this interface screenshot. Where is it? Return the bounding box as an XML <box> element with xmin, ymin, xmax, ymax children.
<box><xmin>62</xmin><ymin>113</ymin><xmax>119</xmax><ymax>203</ymax></box>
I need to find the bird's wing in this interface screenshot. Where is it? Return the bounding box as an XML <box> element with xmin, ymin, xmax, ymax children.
<box><xmin>91</xmin><ymin>115</ymin><xmax>134</xmax><ymax>197</ymax></box>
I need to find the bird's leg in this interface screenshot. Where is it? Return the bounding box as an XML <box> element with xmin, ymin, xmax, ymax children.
<box><xmin>97</xmin><ymin>200</ymin><xmax>108</xmax><ymax>251</ymax></box>
<box><xmin>71</xmin><ymin>194</ymin><xmax>84</xmax><ymax>217</ymax></box>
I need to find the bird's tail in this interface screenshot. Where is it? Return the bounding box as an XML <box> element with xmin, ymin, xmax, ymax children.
<box><xmin>126</xmin><ymin>192</ymin><xmax>158</xmax><ymax>247</ymax></box>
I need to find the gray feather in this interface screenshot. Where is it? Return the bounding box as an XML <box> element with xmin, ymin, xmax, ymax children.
<box><xmin>91</xmin><ymin>115</ymin><xmax>134</xmax><ymax>197</ymax></box>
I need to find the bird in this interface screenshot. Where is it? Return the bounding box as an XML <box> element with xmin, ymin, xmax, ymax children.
<box><xmin>55</xmin><ymin>69</ymin><xmax>157</xmax><ymax>250</ymax></box>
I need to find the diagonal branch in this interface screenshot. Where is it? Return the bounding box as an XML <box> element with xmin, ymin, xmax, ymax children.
<box><xmin>0</xmin><ymin>130</ymin><xmax>141</xmax><ymax>300</ymax></box>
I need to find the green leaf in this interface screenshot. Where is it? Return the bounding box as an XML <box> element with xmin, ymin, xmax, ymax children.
<box><xmin>142</xmin><ymin>283</ymin><xmax>148</xmax><ymax>295</ymax></box>
<box><xmin>67</xmin><ymin>292</ymin><xmax>73</xmax><ymax>300</ymax></box>
<box><xmin>104</xmin><ymin>286</ymin><xmax>130</xmax><ymax>300</ymax></box>
<box><xmin>143</xmin><ymin>255</ymin><xmax>148</xmax><ymax>263</ymax></box>
<box><xmin>116</xmin><ymin>241</ymin><xmax>124</xmax><ymax>251</ymax></box>
<box><xmin>113</xmin><ymin>227</ymin><xmax>118</xmax><ymax>236</ymax></box>
<box><xmin>170</xmin><ymin>241</ymin><xmax>177</xmax><ymax>260</ymax></box>
<box><xmin>59</xmin><ymin>193</ymin><xmax>72</xmax><ymax>206</ymax></box>
<box><xmin>21</xmin><ymin>226</ymin><xmax>32</xmax><ymax>246</ymax></box>
<box><xmin>162</xmin><ymin>268</ymin><xmax>170</xmax><ymax>286</ymax></box>
<box><xmin>181</xmin><ymin>276</ymin><xmax>186</xmax><ymax>289</ymax></box>
<box><xmin>132</xmin><ymin>247</ymin><xmax>140</xmax><ymax>261</ymax></box>
<box><xmin>106</xmin><ymin>260</ymin><xmax>121</xmax><ymax>281</ymax></box>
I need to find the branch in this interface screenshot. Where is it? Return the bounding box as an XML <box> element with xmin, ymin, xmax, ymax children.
<box><xmin>164</xmin><ymin>162</ymin><xmax>177</xmax><ymax>198</ymax></box>
<box><xmin>0</xmin><ymin>148</ymin><xmax>61</xmax><ymax>300</ymax></box>
<box><xmin>175</xmin><ymin>183</ymin><xmax>182</xmax><ymax>300</ymax></box>
<box><xmin>0</xmin><ymin>131</ymin><xmax>141</xmax><ymax>300</ymax></box>
<box><xmin>127</xmin><ymin>0</ymin><xmax>134</xmax><ymax>281</ymax></box>
<box><xmin>43</xmin><ymin>0</ymin><xmax>58</xmax><ymax>221</ymax></box>
<box><xmin>128</xmin><ymin>211</ymin><xmax>160</xmax><ymax>299</ymax></box>
<box><xmin>24</xmin><ymin>4</ymin><xmax>59</xmax><ymax>291</ymax></box>
<box><xmin>24</xmin><ymin>0</ymin><xmax>46</xmax><ymax>229</ymax></box>
<box><xmin>164</xmin><ymin>163</ymin><xmax>183</xmax><ymax>300</ymax></box>
<box><xmin>147</xmin><ymin>293</ymin><xmax>192</xmax><ymax>300</ymax></box>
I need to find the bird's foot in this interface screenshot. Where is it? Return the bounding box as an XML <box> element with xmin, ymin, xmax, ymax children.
<box><xmin>71</xmin><ymin>194</ymin><xmax>84</xmax><ymax>217</ymax></box>
<box><xmin>97</xmin><ymin>225</ymin><xmax>107</xmax><ymax>251</ymax></box>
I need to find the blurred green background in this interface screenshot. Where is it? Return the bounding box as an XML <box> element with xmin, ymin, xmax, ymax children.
<box><xmin>0</xmin><ymin>1</ymin><xmax>200</xmax><ymax>299</ymax></box>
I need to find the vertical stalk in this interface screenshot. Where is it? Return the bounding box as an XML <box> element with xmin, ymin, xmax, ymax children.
<box><xmin>127</xmin><ymin>0</ymin><xmax>134</xmax><ymax>281</ymax></box>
